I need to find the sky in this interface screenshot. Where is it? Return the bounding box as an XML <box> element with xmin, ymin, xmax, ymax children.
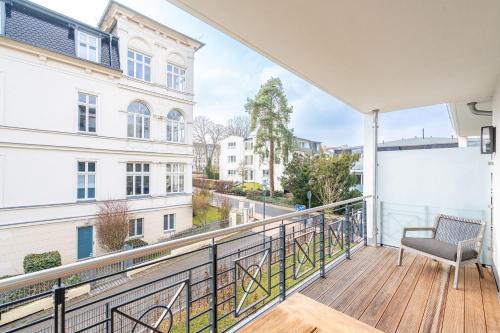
<box><xmin>33</xmin><ymin>0</ymin><xmax>455</xmax><ymax>147</ymax></box>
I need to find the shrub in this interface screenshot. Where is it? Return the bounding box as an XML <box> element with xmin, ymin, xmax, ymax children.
<box><xmin>23</xmin><ymin>251</ymin><xmax>61</xmax><ymax>274</ymax></box>
<box><xmin>230</xmin><ymin>186</ymin><xmax>246</xmax><ymax>196</ymax></box>
<box><xmin>214</xmin><ymin>180</ymin><xmax>234</xmax><ymax>194</ymax></box>
<box><xmin>219</xmin><ymin>198</ymin><xmax>232</xmax><ymax>220</ymax></box>
<box><xmin>95</xmin><ymin>200</ymin><xmax>130</xmax><ymax>252</ymax></box>
<box><xmin>192</xmin><ymin>191</ymin><xmax>211</xmax><ymax>225</ymax></box>
<box><xmin>124</xmin><ymin>238</ymin><xmax>148</xmax><ymax>248</ymax></box>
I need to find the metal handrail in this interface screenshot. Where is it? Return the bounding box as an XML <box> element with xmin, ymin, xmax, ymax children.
<box><xmin>0</xmin><ymin>195</ymin><xmax>370</xmax><ymax>292</ymax></box>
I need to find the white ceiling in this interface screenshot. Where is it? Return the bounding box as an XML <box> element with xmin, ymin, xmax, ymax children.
<box><xmin>448</xmin><ymin>101</ymin><xmax>492</xmax><ymax>137</ymax></box>
<box><xmin>167</xmin><ymin>0</ymin><xmax>500</xmax><ymax>113</ymax></box>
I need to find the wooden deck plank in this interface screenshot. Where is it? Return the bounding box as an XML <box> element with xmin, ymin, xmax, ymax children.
<box><xmin>359</xmin><ymin>255</ymin><xmax>426</xmax><ymax>327</ymax></box>
<box><xmin>342</xmin><ymin>252</ymin><xmax>416</xmax><ymax>319</ymax></box>
<box><xmin>464</xmin><ymin>266</ymin><xmax>487</xmax><ymax>333</ymax></box>
<box><xmin>419</xmin><ymin>263</ymin><xmax>450</xmax><ymax>333</ymax></box>
<box><xmin>394</xmin><ymin>260</ymin><xmax>439</xmax><ymax>333</ymax></box>
<box><xmin>329</xmin><ymin>249</ymin><xmax>397</xmax><ymax>310</ymax></box>
<box><xmin>441</xmin><ymin>267</ymin><xmax>465</xmax><ymax>333</ymax></box>
<box><xmin>300</xmin><ymin>247</ymin><xmax>499</xmax><ymax>333</ymax></box>
<box><xmin>481</xmin><ymin>268</ymin><xmax>500</xmax><ymax>333</ymax></box>
<box><xmin>316</xmin><ymin>247</ymin><xmax>394</xmax><ymax>305</ymax></box>
<box><xmin>302</xmin><ymin>246</ymin><xmax>379</xmax><ymax>299</ymax></box>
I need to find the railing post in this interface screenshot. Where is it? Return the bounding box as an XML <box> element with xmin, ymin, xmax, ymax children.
<box><xmin>363</xmin><ymin>200</ymin><xmax>368</xmax><ymax>246</ymax></box>
<box><xmin>53</xmin><ymin>280</ymin><xmax>65</xmax><ymax>333</ymax></box>
<box><xmin>319</xmin><ymin>213</ymin><xmax>326</xmax><ymax>278</ymax></box>
<box><xmin>344</xmin><ymin>205</ymin><xmax>351</xmax><ymax>259</ymax></box>
<box><xmin>279</xmin><ymin>224</ymin><xmax>286</xmax><ymax>301</ymax></box>
<box><xmin>209</xmin><ymin>242</ymin><xmax>218</xmax><ymax>333</ymax></box>
<box><xmin>105</xmin><ymin>302</ymin><xmax>110</xmax><ymax>333</ymax></box>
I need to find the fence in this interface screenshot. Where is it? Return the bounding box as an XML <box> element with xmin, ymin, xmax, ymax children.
<box><xmin>0</xmin><ymin>196</ymin><xmax>368</xmax><ymax>333</ymax></box>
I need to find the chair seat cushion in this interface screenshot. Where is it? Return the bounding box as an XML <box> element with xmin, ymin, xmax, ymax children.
<box><xmin>401</xmin><ymin>237</ymin><xmax>477</xmax><ymax>261</ymax></box>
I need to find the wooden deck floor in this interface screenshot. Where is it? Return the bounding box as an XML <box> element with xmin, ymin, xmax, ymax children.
<box><xmin>301</xmin><ymin>246</ymin><xmax>500</xmax><ymax>333</ymax></box>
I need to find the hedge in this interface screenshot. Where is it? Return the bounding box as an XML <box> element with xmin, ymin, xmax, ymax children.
<box><xmin>23</xmin><ymin>251</ymin><xmax>62</xmax><ymax>274</ymax></box>
<box><xmin>193</xmin><ymin>178</ymin><xmax>234</xmax><ymax>193</ymax></box>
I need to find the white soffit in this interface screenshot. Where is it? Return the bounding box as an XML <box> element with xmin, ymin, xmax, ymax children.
<box><xmin>167</xmin><ymin>0</ymin><xmax>500</xmax><ymax>113</ymax></box>
<box><xmin>448</xmin><ymin>102</ymin><xmax>492</xmax><ymax>137</ymax></box>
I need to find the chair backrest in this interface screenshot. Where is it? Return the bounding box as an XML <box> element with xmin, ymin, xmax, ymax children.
<box><xmin>433</xmin><ymin>214</ymin><xmax>484</xmax><ymax>248</ymax></box>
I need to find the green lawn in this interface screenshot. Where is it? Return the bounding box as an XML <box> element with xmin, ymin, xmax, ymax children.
<box><xmin>241</xmin><ymin>182</ymin><xmax>262</xmax><ymax>191</ymax></box>
<box><xmin>193</xmin><ymin>205</ymin><xmax>221</xmax><ymax>227</ymax></box>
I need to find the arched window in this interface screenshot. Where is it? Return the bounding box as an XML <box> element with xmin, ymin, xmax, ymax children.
<box><xmin>166</xmin><ymin>110</ymin><xmax>185</xmax><ymax>143</ymax></box>
<box><xmin>127</xmin><ymin>102</ymin><xmax>150</xmax><ymax>139</ymax></box>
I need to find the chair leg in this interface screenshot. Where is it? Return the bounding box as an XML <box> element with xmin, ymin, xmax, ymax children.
<box><xmin>476</xmin><ymin>262</ymin><xmax>485</xmax><ymax>279</ymax></box>
<box><xmin>397</xmin><ymin>248</ymin><xmax>403</xmax><ymax>266</ymax></box>
<box><xmin>453</xmin><ymin>265</ymin><xmax>460</xmax><ymax>289</ymax></box>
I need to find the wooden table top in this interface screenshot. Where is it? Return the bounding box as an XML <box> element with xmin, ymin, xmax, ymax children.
<box><xmin>239</xmin><ymin>293</ymin><xmax>383</xmax><ymax>333</ymax></box>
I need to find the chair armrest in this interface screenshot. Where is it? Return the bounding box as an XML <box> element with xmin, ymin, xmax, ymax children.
<box><xmin>456</xmin><ymin>238</ymin><xmax>481</xmax><ymax>262</ymax></box>
<box><xmin>402</xmin><ymin>227</ymin><xmax>435</xmax><ymax>238</ymax></box>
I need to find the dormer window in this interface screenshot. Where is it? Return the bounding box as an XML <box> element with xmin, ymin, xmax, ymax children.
<box><xmin>167</xmin><ymin>63</ymin><xmax>186</xmax><ymax>92</ymax></box>
<box><xmin>77</xmin><ymin>31</ymin><xmax>99</xmax><ymax>62</ymax></box>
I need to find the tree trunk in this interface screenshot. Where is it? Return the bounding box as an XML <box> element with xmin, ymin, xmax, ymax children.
<box><xmin>269</xmin><ymin>139</ymin><xmax>275</xmax><ymax>196</ymax></box>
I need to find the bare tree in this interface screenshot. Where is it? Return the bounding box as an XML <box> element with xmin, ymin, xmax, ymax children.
<box><xmin>193</xmin><ymin>116</ymin><xmax>227</xmax><ymax>178</ymax></box>
<box><xmin>226</xmin><ymin>116</ymin><xmax>251</xmax><ymax>138</ymax></box>
<box><xmin>95</xmin><ymin>200</ymin><xmax>129</xmax><ymax>252</ymax></box>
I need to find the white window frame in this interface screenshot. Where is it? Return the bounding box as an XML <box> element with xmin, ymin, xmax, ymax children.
<box><xmin>263</xmin><ymin>169</ymin><xmax>269</xmax><ymax>177</ymax></box>
<box><xmin>127</xmin><ymin>102</ymin><xmax>151</xmax><ymax>139</ymax></box>
<box><xmin>77</xmin><ymin>31</ymin><xmax>99</xmax><ymax>62</ymax></box>
<box><xmin>163</xmin><ymin>214</ymin><xmax>175</xmax><ymax>232</ymax></box>
<box><xmin>126</xmin><ymin>163</ymin><xmax>150</xmax><ymax>196</ymax></box>
<box><xmin>129</xmin><ymin>218</ymin><xmax>144</xmax><ymax>238</ymax></box>
<box><xmin>245</xmin><ymin>170</ymin><xmax>254</xmax><ymax>181</ymax></box>
<box><xmin>166</xmin><ymin>163</ymin><xmax>185</xmax><ymax>194</ymax></box>
<box><xmin>167</xmin><ymin>63</ymin><xmax>186</xmax><ymax>91</ymax></box>
<box><xmin>228</xmin><ymin>142</ymin><xmax>236</xmax><ymax>149</ymax></box>
<box><xmin>78</xmin><ymin>92</ymin><xmax>97</xmax><ymax>133</ymax></box>
<box><xmin>245</xmin><ymin>141</ymin><xmax>253</xmax><ymax>150</ymax></box>
<box><xmin>77</xmin><ymin>161</ymin><xmax>96</xmax><ymax>200</ymax></box>
<box><xmin>166</xmin><ymin>110</ymin><xmax>185</xmax><ymax>143</ymax></box>
<box><xmin>128</xmin><ymin>50</ymin><xmax>151</xmax><ymax>82</ymax></box>
<box><xmin>228</xmin><ymin>155</ymin><xmax>236</xmax><ymax>163</ymax></box>
<box><xmin>245</xmin><ymin>155</ymin><xmax>253</xmax><ymax>165</ymax></box>
<box><xmin>228</xmin><ymin>170</ymin><xmax>236</xmax><ymax>176</ymax></box>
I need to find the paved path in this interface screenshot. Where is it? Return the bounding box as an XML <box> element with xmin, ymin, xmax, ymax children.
<box><xmin>212</xmin><ymin>192</ymin><xmax>294</xmax><ymax>219</ymax></box>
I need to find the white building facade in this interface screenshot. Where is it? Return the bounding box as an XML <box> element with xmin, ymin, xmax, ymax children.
<box><xmin>0</xmin><ymin>0</ymin><xmax>202</xmax><ymax>275</ymax></box>
<box><xmin>219</xmin><ymin>135</ymin><xmax>320</xmax><ymax>191</ymax></box>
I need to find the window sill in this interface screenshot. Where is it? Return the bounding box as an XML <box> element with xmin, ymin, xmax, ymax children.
<box><xmin>126</xmin><ymin>195</ymin><xmax>152</xmax><ymax>200</ymax></box>
<box><xmin>128</xmin><ymin>235</ymin><xmax>144</xmax><ymax>240</ymax></box>
<box><xmin>77</xmin><ymin>131</ymin><xmax>98</xmax><ymax>136</ymax></box>
<box><xmin>76</xmin><ymin>199</ymin><xmax>96</xmax><ymax>203</ymax></box>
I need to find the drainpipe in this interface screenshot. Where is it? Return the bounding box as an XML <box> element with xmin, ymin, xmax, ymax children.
<box><xmin>372</xmin><ymin>109</ymin><xmax>379</xmax><ymax>245</ymax></box>
<box><xmin>467</xmin><ymin>102</ymin><xmax>492</xmax><ymax>116</ymax></box>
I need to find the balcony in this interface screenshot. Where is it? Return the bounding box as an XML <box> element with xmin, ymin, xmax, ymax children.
<box><xmin>0</xmin><ymin>196</ymin><xmax>497</xmax><ymax>333</ymax></box>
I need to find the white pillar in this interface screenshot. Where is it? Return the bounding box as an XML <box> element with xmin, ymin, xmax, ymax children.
<box><xmin>491</xmin><ymin>81</ymin><xmax>500</xmax><ymax>281</ymax></box>
<box><xmin>363</xmin><ymin>110</ymin><xmax>379</xmax><ymax>245</ymax></box>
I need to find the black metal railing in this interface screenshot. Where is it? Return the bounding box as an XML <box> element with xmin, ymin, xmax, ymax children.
<box><xmin>0</xmin><ymin>197</ymin><xmax>368</xmax><ymax>333</ymax></box>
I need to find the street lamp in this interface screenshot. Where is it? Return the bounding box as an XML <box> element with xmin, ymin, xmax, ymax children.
<box><xmin>261</xmin><ymin>178</ymin><xmax>268</xmax><ymax>219</ymax></box>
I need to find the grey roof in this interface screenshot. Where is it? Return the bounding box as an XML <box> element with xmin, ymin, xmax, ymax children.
<box><xmin>379</xmin><ymin>137</ymin><xmax>457</xmax><ymax>147</ymax></box>
<box><xmin>1</xmin><ymin>0</ymin><xmax>121</xmax><ymax>70</ymax></box>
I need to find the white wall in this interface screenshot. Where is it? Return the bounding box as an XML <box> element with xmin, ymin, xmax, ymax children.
<box><xmin>377</xmin><ymin>147</ymin><xmax>492</xmax><ymax>263</ymax></box>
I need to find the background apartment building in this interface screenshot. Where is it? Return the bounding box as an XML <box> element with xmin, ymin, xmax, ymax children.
<box><xmin>0</xmin><ymin>0</ymin><xmax>202</xmax><ymax>275</ymax></box>
<box><xmin>219</xmin><ymin>135</ymin><xmax>321</xmax><ymax>190</ymax></box>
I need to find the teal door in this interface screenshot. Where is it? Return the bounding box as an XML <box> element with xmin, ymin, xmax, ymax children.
<box><xmin>77</xmin><ymin>226</ymin><xmax>93</xmax><ymax>260</ymax></box>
